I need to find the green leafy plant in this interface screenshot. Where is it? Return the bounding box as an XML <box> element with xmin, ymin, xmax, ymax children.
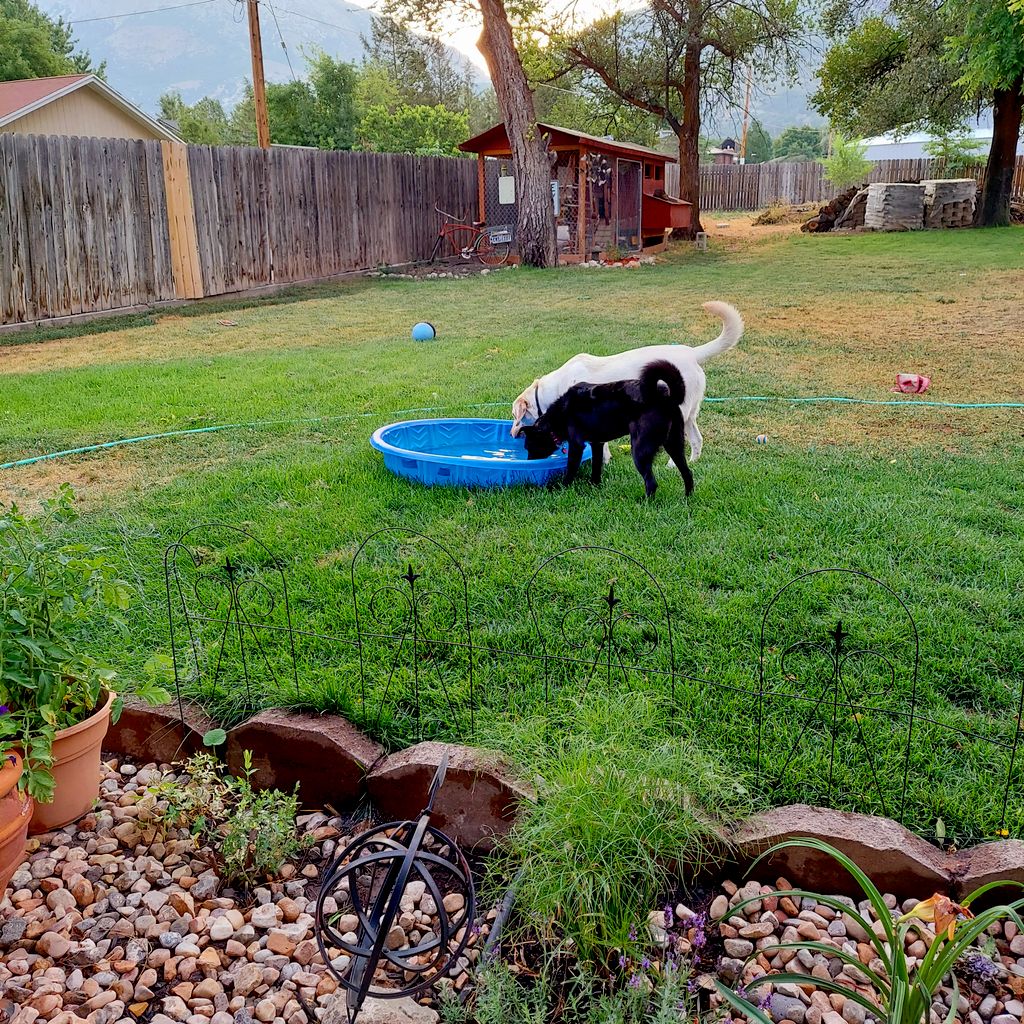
<box><xmin>717</xmin><ymin>837</ymin><xmax>1024</xmax><ymax>1024</ymax></box>
<box><xmin>459</xmin><ymin>957</ymin><xmax>696</xmax><ymax>1024</ymax></box>
<box><xmin>822</xmin><ymin>133</ymin><xmax>874</xmax><ymax>189</ymax></box>
<box><xmin>148</xmin><ymin>750</ymin><xmax>308</xmax><ymax>889</ymax></box>
<box><xmin>0</xmin><ymin>486</ymin><xmax>168</xmax><ymax>801</ymax></box>
<box><xmin>484</xmin><ymin>693</ymin><xmax>751</xmax><ymax>968</ymax></box>
<box><xmin>923</xmin><ymin>130</ymin><xmax>986</xmax><ymax>175</ymax></box>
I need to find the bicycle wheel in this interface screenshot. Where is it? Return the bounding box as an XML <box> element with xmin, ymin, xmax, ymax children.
<box><xmin>475</xmin><ymin>232</ymin><xmax>510</xmax><ymax>267</ymax></box>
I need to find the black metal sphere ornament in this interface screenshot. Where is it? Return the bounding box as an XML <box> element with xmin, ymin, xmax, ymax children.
<box><xmin>314</xmin><ymin>753</ymin><xmax>476</xmax><ymax>1023</ymax></box>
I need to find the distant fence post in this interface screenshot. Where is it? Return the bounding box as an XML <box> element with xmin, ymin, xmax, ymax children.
<box><xmin>161</xmin><ymin>141</ymin><xmax>204</xmax><ymax>300</ymax></box>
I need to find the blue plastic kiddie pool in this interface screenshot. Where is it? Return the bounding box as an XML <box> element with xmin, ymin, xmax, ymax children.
<box><xmin>370</xmin><ymin>418</ymin><xmax>592</xmax><ymax>488</ymax></box>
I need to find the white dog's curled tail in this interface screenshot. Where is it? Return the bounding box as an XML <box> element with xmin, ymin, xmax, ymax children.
<box><xmin>689</xmin><ymin>301</ymin><xmax>744</xmax><ymax>364</ymax></box>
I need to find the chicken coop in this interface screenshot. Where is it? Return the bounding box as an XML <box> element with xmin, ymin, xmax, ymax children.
<box><xmin>458</xmin><ymin>123</ymin><xmax>692</xmax><ymax>263</ymax></box>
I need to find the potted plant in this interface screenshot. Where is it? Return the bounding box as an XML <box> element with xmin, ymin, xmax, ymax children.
<box><xmin>0</xmin><ymin>487</ymin><xmax>168</xmax><ymax>833</ymax></box>
<box><xmin>0</xmin><ymin>749</ymin><xmax>33</xmax><ymax>892</ymax></box>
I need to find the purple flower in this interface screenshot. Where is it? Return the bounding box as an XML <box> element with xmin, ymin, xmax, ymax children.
<box><xmin>640</xmin><ymin>957</ymin><xmax>651</xmax><ymax>971</ymax></box>
<box><xmin>628</xmin><ymin>973</ymin><xmax>642</xmax><ymax>989</ymax></box>
<box><xmin>618</xmin><ymin>955</ymin><xmax>628</xmax><ymax>970</ymax></box>
<box><xmin>664</xmin><ymin>904</ymin><xmax>675</xmax><ymax>929</ymax></box>
<box><xmin>0</xmin><ymin>705</ymin><xmax>8</xmax><ymax>715</ymax></box>
<box><xmin>629</xmin><ymin>925</ymin><xmax>638</xmax><ymax>942</ymax></box>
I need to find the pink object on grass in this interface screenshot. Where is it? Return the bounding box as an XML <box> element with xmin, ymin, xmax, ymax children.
<box><xmin>891</xmin><ymin>373</ymin><xmax>931</xmax><ymax>394</ymax></box>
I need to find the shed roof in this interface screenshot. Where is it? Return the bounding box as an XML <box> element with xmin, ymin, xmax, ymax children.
<box><xmin>460</xmin><ymin>122</ymin><xmax>676</xmax><ymax>163</ymax></box>
<box><xmin>0</xmin><ymin>74</ymin><xmax>182</xmax><ymax>141</ymax></box>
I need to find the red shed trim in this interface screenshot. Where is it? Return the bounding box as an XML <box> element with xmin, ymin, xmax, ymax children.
<box><xmin>459</xmin><ymin>121</ymin><xmax>678</xmax><ymax>164</ymax></box>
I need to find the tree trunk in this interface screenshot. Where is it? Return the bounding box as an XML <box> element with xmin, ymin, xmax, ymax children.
<box><xmin>976</xmin><ymin>76</ymin><xmax>1023</xmax><ymax>228</ymax></box>
<box><xmin>676</xmin><ymin>37</ymin><xmax>703</xmax><ymax>238</ymax></box>
<box><xmin>477</xmin><ymin>0</ymin><xmax>557</xmax><ymax>267</ymax></box>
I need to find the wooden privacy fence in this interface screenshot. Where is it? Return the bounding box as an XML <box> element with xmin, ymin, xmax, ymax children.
<box><xmin>0</xmin><ymin>133</ymin><xmax>479</xmax><ymax>326</ymax></box>
<box><xmin>663</xmin><ymin>156</ymin><xmax>1024</xmax><ymax>211</ymax></box>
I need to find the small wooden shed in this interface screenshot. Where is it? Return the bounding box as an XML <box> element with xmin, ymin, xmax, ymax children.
<box><xmin>459</xmin><ymin>122</ymin><xmax>691</xmax><ymax>263</ymax></box>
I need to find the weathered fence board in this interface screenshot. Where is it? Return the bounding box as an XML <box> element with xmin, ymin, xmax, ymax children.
<box><xmin>1</xmin><ymin>135</ymin><xmax>481</xmax><ymax>326</ymax></box>
<box><xmin>676</xmin><ymin>156</ymin><xmax>1024</xmax><ymax>212</ymax></box>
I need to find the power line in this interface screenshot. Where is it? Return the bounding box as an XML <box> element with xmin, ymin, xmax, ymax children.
<box><xmin>268</xmin><ymin>3</ymin><xmax>364</xmax><ymax>38</ymax></box>
<box><xmin>69</xmin><ymin>0</ymin><xmax>218</xmax><ymax>23</ymax></box>
<box><xmin>265</xmin><ymin>0</ymin><xmax>297</xmax><ymax>79</ymax></box>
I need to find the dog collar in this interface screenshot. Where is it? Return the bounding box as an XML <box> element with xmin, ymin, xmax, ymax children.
<box><xmin>533</xmin><ymin>383</ymin><xmax>545</xmax><ymax>417</ymax></box>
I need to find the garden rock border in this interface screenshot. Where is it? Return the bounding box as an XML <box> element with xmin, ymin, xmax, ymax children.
<box><xmin>731</xmin><ymin>804</ymin><xmax>952</xmax><ymax>897</ymax></box>
<box><xmin>105</xmin><ymin>704</ymin><xmax>1024</xmax><ymax>887</ymax></box>
<box><xmin>106</xmin><ymin>699</ymin><xmax>214</xmax><ymax>768</ymax></box>
<box><xmin>224</xmin><ymin>711</ymin><xmax>383</xmax><ymax>810</ymax></box>
<box><xmin>365</xmin><ymin>741</ymin><xmax>534</xmax><ymax>851</ymax></box>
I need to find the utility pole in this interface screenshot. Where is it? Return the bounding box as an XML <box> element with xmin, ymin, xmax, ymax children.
<box><xmin>739</xmin><ymin>64</ymin><xmax>753</xmax><ymax>162</ymax></box>
<box><xmin>246</xmin><ymin>0</ymin><xmax>271</xmax><ymax>149</ymax></box>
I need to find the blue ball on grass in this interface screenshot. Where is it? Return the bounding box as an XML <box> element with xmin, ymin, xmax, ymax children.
<box><xmin>412</xmin><ymin>322</ymin><xmax>436</xmax><ymax>341</ymax></box>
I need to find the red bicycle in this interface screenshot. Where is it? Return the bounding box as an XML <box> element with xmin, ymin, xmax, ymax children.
<box><xmin>428</xmin><ymin>204</ymin><xmax>512</xmax><ymax>267</ymax></box>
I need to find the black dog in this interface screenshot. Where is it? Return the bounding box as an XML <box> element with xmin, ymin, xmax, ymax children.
<box><xmin>519</xmin><ymin>359</ymin><xmax>694</xmax><ymax>498</ymax></box>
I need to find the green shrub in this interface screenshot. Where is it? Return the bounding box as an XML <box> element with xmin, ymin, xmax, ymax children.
<box><xmin>822</xmin><ymin>133</ymin><xmax>873</xmax><ymax>189</ymax></box>
<box><xmin>483</xmin><ymin>693</ymin><xmax>752</xmax><ymax>968</ymax></box>
<box><xmin>148</xmin><ymin>750</ymin><xmax>309</xmax><ymax>889</ymax></box>
<box><xmin>923</xmin><ymin>130</ymin><xmax>985</xmax><ymax>175</ymax></box>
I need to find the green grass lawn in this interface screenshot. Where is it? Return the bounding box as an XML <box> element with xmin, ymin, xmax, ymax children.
<box><xmin>3</xmin><ymin>225</ymin><xmax>1023</xmax><ymax>846</ymax></box>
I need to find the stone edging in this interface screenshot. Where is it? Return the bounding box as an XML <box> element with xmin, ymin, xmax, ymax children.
<box><xmin>105</xmin><ymin>700</ymin><xmax>532</xmax><ymax>852</ymax></box>
<box><xmin>106</xmin><ymin>701</ymin><xmax>1024</xmax><ymax>891</ymax></box>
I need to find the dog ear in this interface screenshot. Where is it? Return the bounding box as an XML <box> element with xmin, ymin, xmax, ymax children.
<box><xmin>510</xmin><ymin>391</ymin><xmax>534</xmax><ymax>436</ymax></box>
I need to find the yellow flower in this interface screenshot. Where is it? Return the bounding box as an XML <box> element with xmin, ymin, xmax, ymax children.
<box><xmin>898</xmin><ymin>893</ymin><xmax>974</xmax><ymax>942</ymax></box>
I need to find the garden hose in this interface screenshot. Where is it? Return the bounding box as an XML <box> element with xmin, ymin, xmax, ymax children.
<box><xmin>3</xmin><ymin>395</ymin><xmax>1023</xmax><ymax>472</ymax></box>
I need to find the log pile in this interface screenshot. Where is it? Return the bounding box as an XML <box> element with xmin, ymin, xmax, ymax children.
<box><xmin>800</xmin><ymin>187</ymin><xmax>860</xmax><ymax>232</ymax></box>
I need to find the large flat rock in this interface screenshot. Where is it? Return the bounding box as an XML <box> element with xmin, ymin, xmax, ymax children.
<box><xmin>732</xmin><ymin>804</ymin><xmax>951</xmax><ymax>898</ymax></box>
<box><xmin>366</xmin><ymin>741</ymin><xmax>533</xmax><ymax>851</ymax></box>
<box><xmin>225</xmin><ymin>710</ymin><xmax>383</xmax><ymax>808</ymax></box>
<box><xmin>105</xmin><ymin>697</ymin><xmax>213</xmax><ymax>765</ymax></box>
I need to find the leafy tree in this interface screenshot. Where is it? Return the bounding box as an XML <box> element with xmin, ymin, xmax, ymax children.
<box><xmin>362</xmin><ymin>15</ymin><xmax>476</xmax><ymax>111</ymax></box>
<box><xmin>266</xmin><ymin>80</ymin><xmax>319</xmax><ymax>147</ymax></box>
<box><xmin>548</xmin><ymin>0</ymin><xmax>804</xmax><ymax>236</ymax></box>
<box><xmin>744</xmin><ymin>117</ymin><xmax>773</xmax><ymax>162</ymax></box>
<box><xmin>354</xmin><ymin>62</ymin><xmax>402</xmax><ymax>117</ymax></box>
<box><xmin>305</xmin><ymin>51</ymin><xmax>359</xmax><ymax>149</ymax></box>
<box><xmin>822</xmin><ymin>131</ymin><xmax>873</xmax><ymax>187</ymax></box>
<box><xmin>158</xmin><ymin>92</ymin><xmax>230</xmax><ymax>144</ymax></box>
<box><xmin>232</xmin><ymin>54</ymin><xmax>358</xmax><ymax>150</ymax></box>
<box><xmin>0</xmin><ymin>0</ymin><xmax>101</xmax><ymax>80</ymax></box>
<box><xmin>357</xmin><ymin>102</ymin><xmax>469</xmax><ymax>154</ymax></box>
<box><xmin>773</xmin><ymin>124</ymin><xmax>825</xmax><ymax>159</ymax></box>
<box><xmin>922</xmin><ymin>127</ymin><xmax>987</xmax><ymax>172</ymax></box>
<box><xmin>814</xmin><ymin>0</ymin><xmax>1024</xmax><ymax>226</ymax></box>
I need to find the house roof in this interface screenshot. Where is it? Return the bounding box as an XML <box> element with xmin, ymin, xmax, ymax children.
<box><xmin>0</xmin><ymin>74</ymin><xmax>182</xmax><ymax>142</ymax></box>
<box><xmin>460</xmin><ymin>122</ymin><xmax>676</xmax><ymax>163</ymax></box>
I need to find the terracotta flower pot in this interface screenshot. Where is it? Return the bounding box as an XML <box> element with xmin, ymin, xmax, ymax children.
<box><xmin>0</xmin><ymin>751</ymin><xmax>34</xmax><ymax>895</ymax></box>
<box><xmin>29</xmin><ymin>689</ymin><xmax>116</xmax><ymax>835</ymax></box>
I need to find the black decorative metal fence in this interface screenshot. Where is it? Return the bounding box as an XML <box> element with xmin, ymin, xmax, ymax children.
<box><xmin>163</xmin><ymin>524</ymin><xmax>1023</xmax><ymax>843</ymax></box>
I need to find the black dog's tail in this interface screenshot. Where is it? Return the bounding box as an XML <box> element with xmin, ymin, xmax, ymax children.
<box><xmin>639</xmin><ymin>359</ymin><xmax>685</xmax><ymax>406</ymax></box>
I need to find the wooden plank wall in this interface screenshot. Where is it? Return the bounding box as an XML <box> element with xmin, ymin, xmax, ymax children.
<box><xmin>0</xmin><ymin>133</ymin><xmax>175</xmax><ymax>324</ymax></box>
<box><xmin>186</xmin><ymin>145</ymin><xmax>479</xmax><ymax>294</ymax></box>
<box><xmin>1</xmin><ymin>136</ymin><xmax>480</xmax><ymax>325</ymax></box>
<box><xmin>663</xmin><ymin>156</ymin><xmax>1024</xmax><ymax>212</ymax></box>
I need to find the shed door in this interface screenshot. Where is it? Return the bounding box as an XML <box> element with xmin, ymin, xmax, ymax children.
<box><xmin>615</xmin><ymin>159</ymin><xmax>642</xmax><ymax>252</ymax></box>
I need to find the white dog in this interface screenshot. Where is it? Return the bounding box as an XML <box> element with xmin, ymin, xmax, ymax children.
<box><xmin>510</xmin><ymin>300</ymin><xmax>744</xmax><ymax>463</ymax></box>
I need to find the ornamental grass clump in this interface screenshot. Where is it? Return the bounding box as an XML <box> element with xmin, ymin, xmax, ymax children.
<box><xmin>483</xmin><ymin>693</ymin><xmax>753</xmax><ymax>969</ymax></box>
<box><xmin>717</xmin><ymin>836</ymin><xmax>1024</xmax><ymax>1024</ymax></box>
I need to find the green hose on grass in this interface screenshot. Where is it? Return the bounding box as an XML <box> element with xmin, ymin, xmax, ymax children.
<box><xmin>3</xmin><ymin>395</ymin><xmax>1023</xmax><ymax>471</ymax></box>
